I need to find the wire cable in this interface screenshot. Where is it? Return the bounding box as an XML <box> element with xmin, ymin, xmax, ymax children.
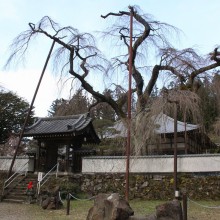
<box><xmin>69</xmin><ymin>193</ymin><xmax>96</xmax><ymax>201</ymax></box>
<box><xmin>188</xmin><ymin>197</ymin><xmax>220</xmax><ymax>209</ymax></box>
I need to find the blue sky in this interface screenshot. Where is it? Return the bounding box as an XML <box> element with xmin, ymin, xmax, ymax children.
<box><xmin>0</xmin><ymin>0</ymin><xmax>219</xmax><ymax>116</ymax></box>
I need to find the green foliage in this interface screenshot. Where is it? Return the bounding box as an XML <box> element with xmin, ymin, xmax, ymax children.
<box><xmin>41</xmin><ymin>176</ymin><xmax>81</xmax><ymax>195</ymax></box>
<box><xmin>97</xmin><ymin>137</ymin><xmax>125</xmax><ymax>155</ymax></box>
<box><xmin>197</xmin><ymin>79</ymin><xmax>218</xmax><ymax>131</ymax></box>
<box><xmin>59</xmin><ymin>181</ymin><xmax>80</xmax><ymax>193</ymax></box>
<box><xmin>49</xmin><ymin>90</ymin><xmax>90</xmax><ymax>117</ymax></box>
<box><xmin>90</xmin><ymin>89</ymin><xmax>117</xmax><ymax>121</ymax></box>
<box><xmin>0</xmin><ymin>90</ymin><xmax>34</xmax><ymax>143</ymax></box>
<box><xmin>47</xmin><ymin>98</ymin><xmax>64</xmax><ymax>116</ymax></box>
<box><xmin>92</xmin><ymin>118</ymin><xmax>114</xmax><ymax>139</ymax></box>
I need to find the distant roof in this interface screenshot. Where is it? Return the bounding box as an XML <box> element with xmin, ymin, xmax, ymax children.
<box><xmin>107</xmin><ymin>121</ymin><xmax>127</xmax><ymax>138</ymax></box>
<box><xmin>23</xmin><ymin>113</ymin><xmax>100</xmax><ymax>143</ymax></box>
<box><xmin>107</xmin><ymin>113</ymin><xmax>199</xmax><ymax>138</ymax></box>
<box><xmin>154</xmin><ymin>113</ymin><xmax>199</xmax><ymax>134</ymax></box>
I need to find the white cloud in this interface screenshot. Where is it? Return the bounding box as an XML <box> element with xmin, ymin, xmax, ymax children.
<box><xmin>1</xmin><ymin>69</ymin><xmax>61</xmax><ymax>117</ymax></box>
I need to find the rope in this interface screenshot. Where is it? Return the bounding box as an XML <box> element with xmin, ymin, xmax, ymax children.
<box><xmin>69</xmin><ymin>193</ymin><xmax>96</xmax><ymax>201</ymax></box>
<box><xmin>188</xmin><ymin>197</ymin><xmax>220</xmax><ymax>209</ymax></box>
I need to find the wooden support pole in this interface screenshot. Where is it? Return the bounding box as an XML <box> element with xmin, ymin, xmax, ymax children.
<box><xmin>8</xmin><ymin>40</ymin><xmax>56</xmax><ymax>178</ymax></box>
<box><xmin>125</xmin><ymin>6</ymin><xmax>133</xmax><ymax>202</ymax></box>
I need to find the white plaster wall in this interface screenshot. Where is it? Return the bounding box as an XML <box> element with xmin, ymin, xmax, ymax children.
<box><xmin>82</xmin><ymin>154</ymin><xmax>220</xmax><ymax>173</ymax></box>
<box><xmin>0</xmin><ymin>157</ymin><xmax>34</xmax><ymax>172</ymax></box>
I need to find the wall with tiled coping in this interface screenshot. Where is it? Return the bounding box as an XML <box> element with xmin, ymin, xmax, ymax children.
<box><xmin>82</xmin><ymin>154</ymin><xmax>220</xmax><ymax>173</ymax></box>
<box><xmin>0</xmin><ymin>156</ymin><xmax>34</xmax><ymax>172</ymax></box>
<box><xmin>79</xmin><ymin>154</ymin><xmax>220</xmax><ymax>199</ymax></box>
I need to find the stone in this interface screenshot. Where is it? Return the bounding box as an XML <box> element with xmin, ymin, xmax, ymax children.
<box><xmin>46</xmin><ymin>197</ymin><xmax>56</xmax><ymax>210</ymax></box>
<box><xmin>47</xmin><ymin>186</ymin><xmax>60</xmax><ymax>196</ymax></box>
<box><xmin>72</xmin><ymin>174</ymin><xmax>82</xmax><ymax>179</ymax></box>
<box><xmin>40</xmin><ymin>187</ymin><xmax>63</xmax><ymax>210</ymax></box>
<box><xmin>155</xmin><ymin>200</ymin><xmax>183</xmax><ymax>220</ymax></box>
<box><xmin>87</xmin><ymin>194</ymin><xmax>106</xmax><ymax>220</ymax></box>
<box><xmin>141</xmin><ymin>181</ymin><xmax>149</xmax><ymax>188</ymax></box>
<box><xmin>94</xmin><ymin>184</ymin><xmax>102</xmax><ymax>191</ymax></box>
<box><xmin>87</xmin><ymin>193</ymin><xmax>134</xmax><ymax>220</ymax></box>
<box><xmin>41</xmin><ymin>197</ymin><xmax>50</xmax><ymax>209</ymax></box>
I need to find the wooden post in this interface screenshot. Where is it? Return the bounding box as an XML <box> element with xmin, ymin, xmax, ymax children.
<box><xmin>66</xmin><ymin>192</ymin><xmax>70</xmax><ymax>215</ymax></box>
<box><xmin>35</xmin><ymin>141</ymin><xmax>40</xmax><ymax>172</ymax></box>
<box><xmin>182</xmin><ymin>190</ymin><xmax>187</xmax><ymax>220</ymax></box>
<box><xmin>174</xmin><ymin>102</ymin><xmax>179</xmax><ymax>198</ymax></box>
<box><xmin>65</xmin><ymin>144</ymin><xmax>70</xmax><ymax>172</ymax></box>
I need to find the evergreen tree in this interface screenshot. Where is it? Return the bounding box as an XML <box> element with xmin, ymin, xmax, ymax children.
<box><xmin>197</xmin><ymin>77</ymin><xmax>218</xmax><ymax>131</ymax></box>
<box><xmin>0</xmin><ymin>90</ymin><xmax>35</xmax><ymax>143</ymax></box>
<box><xmin>49</xmin><ymin>90</ymin><xmax>90</xmax><ymax>116</ymax></box>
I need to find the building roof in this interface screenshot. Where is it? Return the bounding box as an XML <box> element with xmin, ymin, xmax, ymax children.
<box><xmin>107</xmin><ymin>113</ymin><xmax>199</xmax><ymax>138</ymax></box>
<box><xmin>154</xmin><ymin>113</ymin><xmax>199</xmax><ymax>134</ymax></box>
<box><xmin>107</xmin><ymin>121</ymin><xmax>127</xmax><ymax>138</ymax></box>
<box><xmin>23</xmin><ymin>113</ymin><xmax>100</xmax><ymax>144</ymax></box>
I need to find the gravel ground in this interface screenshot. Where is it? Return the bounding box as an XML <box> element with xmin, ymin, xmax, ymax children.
<box><xmin>0</xmin><ymin>202</ymin><xmax>71</xmax><ymax>220</ymax></box>
<box><xmin>0</xmin><ymin>203</ymin><xmax>35</xmax><ymax>220</ymax></box>
<box><xmin>2</xmin><ymin>200</ymin><xmax>220</xmax><ymax>220</ymax></box>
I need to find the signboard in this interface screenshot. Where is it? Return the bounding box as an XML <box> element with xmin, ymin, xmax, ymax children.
<box><xmin>38</xmin><ymin>172</ymin><xmax>43</xmax><ymax>182</ymax></box>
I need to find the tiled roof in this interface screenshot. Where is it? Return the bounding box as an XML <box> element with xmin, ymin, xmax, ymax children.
<box><xmin>154</xmin><ymin>113</ymin><xmax>199</xmax><ymax>134</ymax></box>
<box><xmin>24</xmin><ymin>113</ymin><xmax>92</xmax><ymax>136</ymax></box>
<box><xmin>107</xmin><ymin>121</ymin><xmax>127</xmax><ymax>138</ymax></box>
<box><xmin>107</xmin><ymin>113</ymin><xmax>199</xmax><ymax>138</ymax></box>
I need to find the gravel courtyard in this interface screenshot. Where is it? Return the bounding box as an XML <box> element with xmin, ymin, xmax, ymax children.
<box><xmin>0</xmin><ymin>202</ymin><xmax>72</xmax><ymax>220</ymax></box>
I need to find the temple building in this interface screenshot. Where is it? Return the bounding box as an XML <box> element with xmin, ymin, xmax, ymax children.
<box><xmin>107</xmin><ymin>114</ymin><xmax>217</xmax><ymax>155</ymax></box>
<box><xmin>23</xmin><ymin>113</ymin><xmax>100</xmax><ymax>173</ymax></box>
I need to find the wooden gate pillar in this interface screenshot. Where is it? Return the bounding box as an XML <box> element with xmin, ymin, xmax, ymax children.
<box><xmin>65</xmin><ymin>144</ymin><xmax>70</xmax><ymax>172</ymax></box>
<box><xmin>35</xmin><ymin>141</ymin><xmax>40</xmax><ymax>172</ymax></box>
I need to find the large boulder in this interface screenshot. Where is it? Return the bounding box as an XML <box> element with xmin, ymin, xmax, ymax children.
<box><xmin>144</xmin><ymin>200</ymin><xmax>183</xmax><ymax>220</ymax></box>
<box><xmin>156</xmin><ymin>200</ymin><xmax>182</xmax><ymax>220</ymax></box>
<box><xmin>40</xmin><ymin>186</ymin><xmax>63</xmax><ymax>210</ymax></box>
<box><xmin>87</xmin><ymin>193</ymin><xmax>134</xmax><ymax>220</ymax></box>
